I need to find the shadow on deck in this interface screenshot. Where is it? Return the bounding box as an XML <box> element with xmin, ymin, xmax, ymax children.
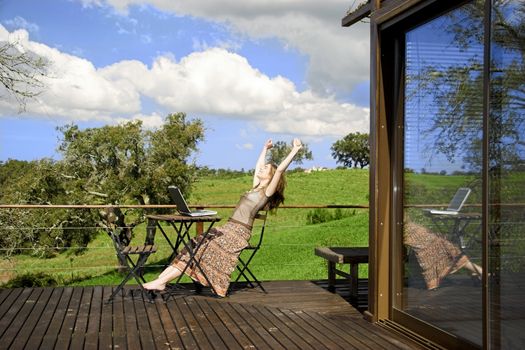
<box><xmin>0</xmin><ymin>280</ymin><xmax>422</xmax><ymax>349</ymax></box>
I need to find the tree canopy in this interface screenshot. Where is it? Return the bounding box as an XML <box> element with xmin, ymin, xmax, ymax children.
<box><xmin>331</xmin><ymin>132</ymin><xmax>370</xmax><ymax>169</ymax></box>
<box><xmin>0</xmin><ymin>41</ymin><xmax>49</xmax><ymax>111</ymax></box>
<box><xmin>268</xmin><ymin>140</ymin><xmax>313</xmax><ymax>166</ymax></box>
<box><xmin>0</xmin><ymin>113</ymin><xmax>205</xmax><ymax>255</ymax></box>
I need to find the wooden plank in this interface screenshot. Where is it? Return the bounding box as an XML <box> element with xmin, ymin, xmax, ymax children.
<box><xmin>132</xmin><ymin>292</ymin><xmax>156</xmax><ymax>349</ymax></box>
<box><xmin>143</xmin><ymin>295</ymin><xmax>170</xmax><ymax>348</ymax></box>
<box><xmin>0</xmin><ymin>288</ymin><xmax>43</xmax><ymax>348</ymax></box>
<box><xmin>40</xmin><ymin>287</ymin><xmax>74</xmax><ymax>349</ymax></box>
<box><xmin>155</xmin><ymin>297</ymin><xmax>185</xmax><ymax>349</ymax></box>
<box><xmin>315</xmin><ymin>312</ymin><xmax>391</xmax><ymax>349</ymax></box>
<box><xmin>192</xmin><ymin>297</ymin><xmax>241</xmax><ymax>349</ymax></box>
<box><xmin>300</xmin><ymin>310</ymin><xmax>373</xmax><ymax>349</ymax></box>
<box><xmin>25</xmin><ymin>287</ymin><xmax>64</xmax><ymax>349</ymax></box>
<box><xmin>266</xmin><ymin>307</ymin><xmax>329</xmax><ymax>349</ymax></box>
<box><xmin>218</xmin><ymin>301</ymin><xmax>270</xmax><ymax>348</ymax></box>
<box><xmin>204</xmin><ymin>298</ymin><xmax>254</xmax><ymax>349</ymax></box>
<box><xmin>54</xmin><ymin>286</ymin><xmax>83</xmax><ymax>350</ymax></box>
<box><xmin>84</xmin><ymin>286</ymin><xmax>103</xmax><ymax>350</ymax></box>
<box><xmin>0</xmin><ymin>288</ymin><xmax>32</xmax><ymax>336</ymax></box>
<box><xmin>279</xmin><ymin>308</ymin><xmax>343</xmax><ymax>350</ymax></box>
<box><xmin>175</xmin><ymin>297</ymin><xmax>214</xmax><ymax>349</ymax></box>
<box><xmin>342</xmin><ymin>2</ymin><xmax>371</xmax><ymax>27</ymax></box>
<box><xmin>230</xmin><ymin>302</ymin><xmax>286</xmax><ymax>350</ymax></box>
<box><xmin>69</xmin><ymin>286</ymin><xmax>93</xmax><ymax>349</ymax></box>
<box><xmin>111</xmin><ymin>288</ymin><xmax>128</xmax><ymax>349</ymax></box>
<box><xmin>10</xmin><ymin>287</ymin><xmax>54</xmax><ymax>350</ymax></box>
<box><xmin>332</xmin><ymin>315</ymin><xmax>415</xmax><ymax>350</ymax></box>
<box><xmin>123</xmin><ymin>290</ymin><xmax>142</xmax><ymax>350</ymax></box>
<box><xmin>168</xmin><ymin>298</ymin><xmax>199</xmax><ymax>349</ymax></box>
<box><xmin>98</xmin><ymin>287</ymin><xmax>114</xmax><ymax>350</ymax></box>
<box><xmin>0</xmin><ymin>288</ymin><xmax>15</xmax><ymax>310</ymax></box>
<box><xmin>252</xmin><ymin>304</ymin><xmax>315</xmax><ymax>350</ymax></box>
<box><xmin>237</xmin><ymin>302</ymin><xmax>297</xmax><ymax>349</ymax></box>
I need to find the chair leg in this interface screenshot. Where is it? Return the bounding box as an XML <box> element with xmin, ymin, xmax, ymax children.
<box><xmin>233</xmin><ymin>257</ymin><xmax>266</xmax><ymax>292</ymax></box>
<box><xmin>107</xmin><ymin>253</ymin><xmax>156</xmax><ymax>303</ymax></box>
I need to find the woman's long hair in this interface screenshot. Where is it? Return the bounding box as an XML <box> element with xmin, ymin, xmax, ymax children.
<box><xmin>266</xmin><ymin>164</ymin><xmax>286</xmax><ymax>211</ymax></box>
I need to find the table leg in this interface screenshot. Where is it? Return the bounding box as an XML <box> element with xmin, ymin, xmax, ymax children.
<box><xmin>350</xmin><ymin>263</ymin><xmax>359</xmax><ymax>301</ymax></box>
<box><xmin>174</xmin><ymin>221</ymin><xmax>219</xmax><ymax>295</ymax></box>
<box><xmin>328</xmin><ymin>262</ymin><xmax>336</xmax><ymax>292</ymax></box>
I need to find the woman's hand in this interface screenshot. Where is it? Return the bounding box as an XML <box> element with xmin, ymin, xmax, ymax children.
<box><xmin>292</xmin><ymin>138</ymin><xmax>302</xmax><ymax>150</ymax></box>
<box><xmin>265</xmin><ymin>139</ymin><xmax>273</xmax><ymax>149</ymax></box>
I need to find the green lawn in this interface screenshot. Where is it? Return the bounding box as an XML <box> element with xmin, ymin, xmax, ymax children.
<box><xmin>1</xmin><ymin>169</ymin><xmax>370</xmax><ymax>286</ymax></box>
<box><xmin>3</xmin><ymin>169</ymin><xmax>523</xmax><ymax>286</ymax></box>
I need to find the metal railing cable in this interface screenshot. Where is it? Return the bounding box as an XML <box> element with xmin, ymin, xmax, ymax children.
<box><xmin>0</xmin><ymin>204</ymin><xmax>370</xmax><ymax>278</ymax></box>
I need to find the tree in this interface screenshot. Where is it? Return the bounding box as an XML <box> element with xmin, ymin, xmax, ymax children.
<box><xmin>268</xmin><ymin>140</ymin><xmax>313</xmax><ymax>165</ymax></box>
<box><xmin>58</xmin><ymin>113</ymin><xmax>204</xmax><ymax>206</ymax></box>
<box><xmin>331</xmin><ymin>132</ymin><xmax>370</xmax><ymax>168</ymax></box>
<box><xmin>0</xmin><ymin>159</ymin><xmax>99</xmax><ymax>257</ymax></box>
<box><xmin>0</xmin><ymin>41</ymin><xmax>49</xmax><ymax>111</ymax></box>
<box><xmin>409</xmin><ymin>1</ymin><xmax>524</xmax><ymax>171</ymax></box>
<box><xmin>0</xmin><ymin>113</ymin><xmax>205</xmax><ymax>258</ymax></box>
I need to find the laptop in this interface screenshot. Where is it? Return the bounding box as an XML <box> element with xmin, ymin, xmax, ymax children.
<box><xmin>168</xmin><ymin>186</ymin><xmax>217</xmax><ymax>217</ymax></box>
<box><xmin>429</xmin><ymin>187</ymin><xmax>471</xmax><ymax>215</ymax></box>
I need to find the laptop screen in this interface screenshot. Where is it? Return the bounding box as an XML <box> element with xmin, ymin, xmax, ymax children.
<box><xmin>448</xmin><ymin>188</ymin><xmax>471</xmax><ymax>211</ymax></box>
<box><xmin>168</xmin><ymin>186</ymin><xmax>191</xmax><ymax>213</ymax></box>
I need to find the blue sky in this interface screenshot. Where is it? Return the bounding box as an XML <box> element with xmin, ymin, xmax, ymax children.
<box><xmin>0</xmin><ymin>0</ymin><xmax>370</xmax><ymax>170</ymax></box>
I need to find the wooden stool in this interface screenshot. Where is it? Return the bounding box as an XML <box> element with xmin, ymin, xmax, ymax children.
<box><xmin>315</xmin><ymin>247</ymin><xmax>369</xmax><ymax>301</ymax></box>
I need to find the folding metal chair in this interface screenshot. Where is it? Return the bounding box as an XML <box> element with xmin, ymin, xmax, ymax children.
<box><xmin>106</xmin><ymin>225</ymin><xmax>158</xmax><ymax>302</ymax></box>
<box><xmin>231</xmin><ymin>210</ymin><xmax>268</xmax><ymax>293</ymax></box>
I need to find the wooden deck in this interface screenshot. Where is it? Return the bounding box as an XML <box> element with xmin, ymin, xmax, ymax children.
<box><xmin>0</xmin><ymin>280</ymin><xmax>421</xmax><ymax>349</ymax></box>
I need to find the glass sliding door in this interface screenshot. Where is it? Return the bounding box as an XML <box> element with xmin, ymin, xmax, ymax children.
<box><xmin>395</xmin><ymin>1</ymin><xmax>484</xmax><ymax>347</ymax></box>
<box><xmin>488</xmin><ymin>1</ymin><xmax>525</xmax><ymax>348</ymax></box>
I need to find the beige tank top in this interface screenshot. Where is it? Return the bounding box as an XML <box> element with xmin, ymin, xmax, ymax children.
<box><xmin>230</xmin><ymin>190</ymin><xmax>269</xmax><ymax>228</ymax></box>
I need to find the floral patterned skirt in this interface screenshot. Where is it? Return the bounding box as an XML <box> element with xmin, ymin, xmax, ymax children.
<box><xmin>172</xmin><ymin>220</ymin><xmax>251</xmax><ymax>297</ymax></box>
<box><xmin>404</xmin><ymin>222</ymin><xmax>469</xmax><ymax>290</ymax></box>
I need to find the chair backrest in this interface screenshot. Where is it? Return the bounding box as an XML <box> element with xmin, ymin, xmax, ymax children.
<box><xmin>251</xmin><ymin>210</ymin><xmax>268</xmax><ymax>249</ymax></box>
<box><xmin>447</xmin><ymin>187</ymin><xmax>471</xmax><ymax>211</ymax></box>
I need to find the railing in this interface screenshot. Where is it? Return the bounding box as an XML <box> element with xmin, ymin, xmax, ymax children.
<box><xmin>0</xmin><ymin>204</ymin><xmax>370</xmax><ymax>285</ymax></box>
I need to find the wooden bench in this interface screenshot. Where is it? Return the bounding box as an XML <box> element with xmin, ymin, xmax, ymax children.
<box><xmin>314</xmin><ymin>247</ymin><xmax>369</xmax><ymax>301</ymax></box>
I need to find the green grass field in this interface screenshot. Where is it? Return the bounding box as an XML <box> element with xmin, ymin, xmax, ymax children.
<box><xmin>3</xmin><ymin>168</ymin><xmax>523</xmax><ymax>286</ymax></box>
<box><xmin>1</xmin><ymin>169</ymin><xmax>370</xmax><ymax>286</ymax></box>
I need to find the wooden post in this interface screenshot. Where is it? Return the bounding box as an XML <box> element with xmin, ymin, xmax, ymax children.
<box><xmin>196</xmin><ymin>207</ymin><xmax>204</xmax><ymax>236</ymax></box>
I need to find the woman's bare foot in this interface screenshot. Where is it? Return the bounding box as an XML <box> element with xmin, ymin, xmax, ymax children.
<box><xmin>143</xmin><ymin>279</ymin><xmax>166</xmax><ymax>291</ymax></box>
<box><xmin>143</xmin><ymin>266</ymin><xmax>182</xmax><ymax>291</ymax></box>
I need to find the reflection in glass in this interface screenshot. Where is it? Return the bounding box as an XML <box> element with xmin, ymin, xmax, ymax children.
<box><xmin>401</xmin><ymin>1</ymin><xmax>483</xmax><ymax>346</ymax></box>
<box><xmin>489</xmin><ymin>1</ymin><xmax>525</xmax><ymax>348</ymax></box>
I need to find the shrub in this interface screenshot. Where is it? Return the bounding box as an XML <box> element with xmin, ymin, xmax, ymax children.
<box><xmin>306</xmin><ymin>208</ymin><xmax>356</xmax><ymax>225</ymax></box>
<box><xmin>3</xmin><ymin>272</ymin><xmax>58</xmax><ymax>288</ymax></box>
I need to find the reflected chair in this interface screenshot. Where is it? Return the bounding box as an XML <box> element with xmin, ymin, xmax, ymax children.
<box><xmin>106</xmin><ymin>224</ymin><xmax>158</xmax><ymax>302</ymax></box>
<box><xmin>230</xmin><ymin>210</ymin><xmax>268</xmax><ymax>293</ymax></box>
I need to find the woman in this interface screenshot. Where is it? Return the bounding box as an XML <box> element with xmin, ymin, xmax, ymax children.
<box><xmin>405</xmin><ymin>221</ymin><xmax>482</xmax><ymax>290</ymax></box>
<box><xmin>144</xmin><ymin>138</ymin><xmax>303</xmax><ymax>297</ymax></box>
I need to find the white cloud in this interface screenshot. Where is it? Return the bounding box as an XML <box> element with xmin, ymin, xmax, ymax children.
<box><xmin>0</xmin><ymin>25</ymin><xmax>368</xmax><ymax>137</ymax></box>
<box><xmin>236</xmin><ymin>143</ymin><xmax>253</xmax><ymax>150</ymax></box>
<box><xmin>77</xmin><ymin>0</ymin><xmax>370</xmax><ymax>98</ymax></box>
<box><xmin>0</xmin><ymin>26</ymin><xmax>141</xmax><ymax>121</ymax></box>
<box><xmin>2</xmin><ymin>16</ymin><xmax>40</xmax><ymax>33</ymax></box>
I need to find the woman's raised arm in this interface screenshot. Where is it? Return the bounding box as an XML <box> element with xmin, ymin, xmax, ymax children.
<box><xmin>265</xmin><ymin>138</ymin><xmax>302</xmax><ymax>197</ymax></box>
<box><xmin>253</xmin><ymin>139</ymin><xmax>273</xmax><ymax>187</ymax></box>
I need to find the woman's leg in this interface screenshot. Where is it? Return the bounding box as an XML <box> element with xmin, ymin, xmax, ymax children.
<box><xmin>143</xmin><ymin>265</ymin><xmax>182</xmax><ymax>291</ymax></box>
<box><xmin>464</xmin><ymin>259</ymin><xmax>483</xmax><ymax>276</ymax></box>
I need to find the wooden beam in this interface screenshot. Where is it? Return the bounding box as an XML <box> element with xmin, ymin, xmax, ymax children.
<box><xmin>342</xmin><ymin>2</ymin><xmax>371</xmax><ymax>27</ymax></box>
